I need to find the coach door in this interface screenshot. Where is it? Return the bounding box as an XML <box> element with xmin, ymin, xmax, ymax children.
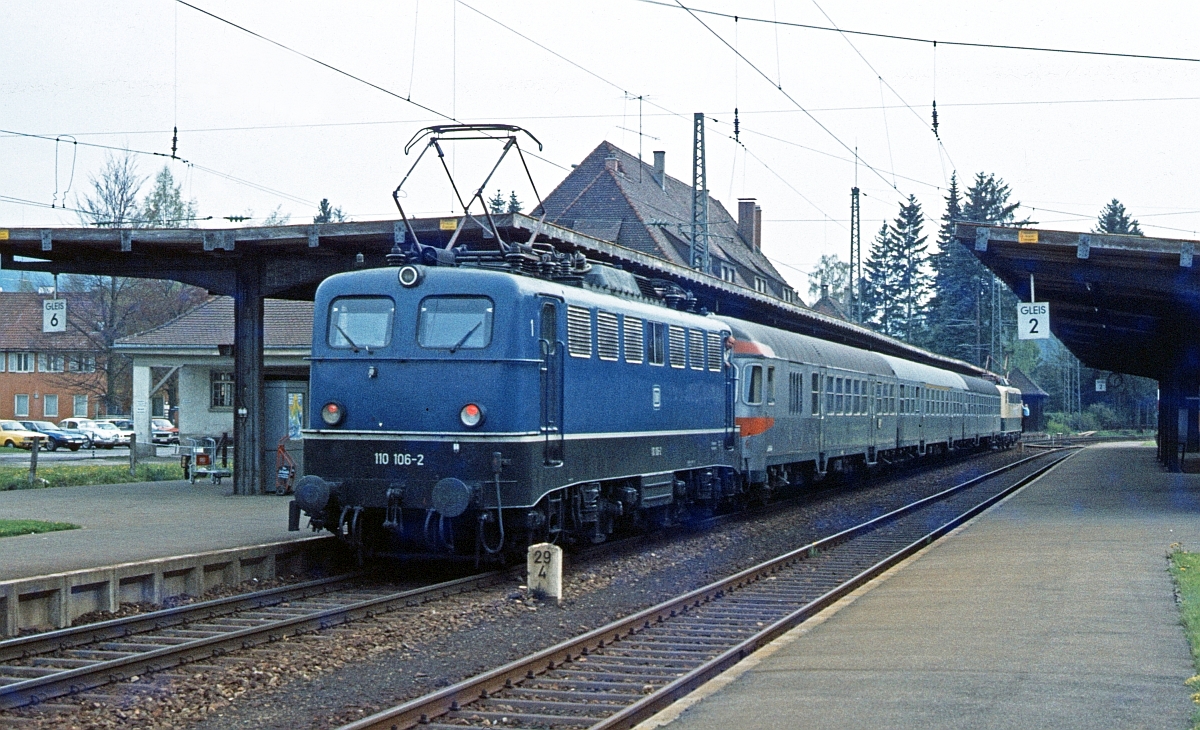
<box><xmin>817</xmin><ymin>366</ymin><xmax>828</xmax><ymax>470</ymax></box>
<box><xmin>539</xmin><ymin>298</ymin><xmax>564</xmax><ymax>466</ymax></box>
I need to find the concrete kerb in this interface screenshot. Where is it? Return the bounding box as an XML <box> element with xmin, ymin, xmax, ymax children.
<box><xmin>0</xmin><ymin>535</ymin><xmax>335</xmax><ymax>637</ymax></box>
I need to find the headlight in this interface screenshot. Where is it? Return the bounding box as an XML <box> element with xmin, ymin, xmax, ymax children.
<box><xmin>398</xmin><ymin>265</ymin><xmax>423</xmax><ymax>287</ymax></box>
<box><xmin>321</xmin><ymin>402</ymin><xmax>345</xmax><ymax>426</ymax></box>
<box><xmin>460</xmin><ymin>403</ymin><xmax>485</xmax><ymax>428</ymax></box>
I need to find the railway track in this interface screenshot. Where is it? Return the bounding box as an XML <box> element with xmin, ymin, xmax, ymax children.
<box><xmin>0</xmin><ymin>569</ymin><xmax>508</xmax><ymax>710</ymax></box>
<box><xmin>338</xmin><ymin>448</ymin><xmax>1073</xmax><ymax>730</ymax></box>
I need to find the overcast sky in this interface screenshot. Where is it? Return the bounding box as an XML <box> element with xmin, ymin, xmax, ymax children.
<box><xmin>4</xmin><ymin>1</ymin><xmax>1200</xmax><ymax>298</ymax></box>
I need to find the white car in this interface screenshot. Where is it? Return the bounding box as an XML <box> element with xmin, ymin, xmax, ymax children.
<box><xmin>91</xmin><ymin>421</ymin><xmax>130</xmax><ymax>447</ymax></box>
<box><xmin>58</xmin><ymin>418</ymin><xmax>119</xmax><ymax>449</ymax></box>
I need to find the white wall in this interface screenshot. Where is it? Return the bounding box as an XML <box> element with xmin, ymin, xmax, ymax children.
<box><xmin>178</xmin><ymin>365</ymin><xmax>234</xmax><ymax>440</ymax></box>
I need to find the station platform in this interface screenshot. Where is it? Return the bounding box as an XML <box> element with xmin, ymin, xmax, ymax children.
<box><xmin>0</xmin><ymin>479</ymin><xmax>309</xmax><ymax>582</ymax></box>
<box><xmin>648</xmin><ymin>443</ymin><xmax>1200</xmax><ymax>729</ymax></box>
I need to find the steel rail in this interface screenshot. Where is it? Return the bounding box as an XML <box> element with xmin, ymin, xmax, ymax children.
<box><xmin>338</xmin><ymin>448</ymin><xmax>1073</xmax><ymax>730</ymax></box>
<box><xmin>0</xmin><ymin>569</ymin><xmax>507</xmax><ymax>710</ymax></box>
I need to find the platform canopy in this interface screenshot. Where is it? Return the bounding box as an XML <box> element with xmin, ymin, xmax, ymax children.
<box><xmin>955</xmin><ymin>222</ymin><xmax>1200</xmax><ymax>380</ymax></box>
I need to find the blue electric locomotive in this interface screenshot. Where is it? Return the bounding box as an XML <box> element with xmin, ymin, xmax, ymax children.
<box><xmin>290</xmin><ymin>254</ymin><xmax>1020</xmax><ymax>559</ymax></box>
<box><xmin>291</xmin><ymin>261</ymin><xmax>737</xmax><ymax>557</ymax></box>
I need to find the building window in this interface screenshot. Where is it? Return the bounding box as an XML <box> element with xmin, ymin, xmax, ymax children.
<box><xmin>211</xmin><ymin>371</ymin><xmax>235</xmax><ymax>408</ymax></box>
<box><xmin>39</xmin><ymin>354</ymin><xmax>65</xmax><ymax>372</ymax></box>
<box><xmin>14</xmin><ymin>394</ymin><xmax>29</xmax><ymax>418</ymax></box>
<box><xmin>43</xmin><ymin>394</ymin><xmax>58</xmax><ymax>418</ymax></box>
<box><xmin>8</xmin><ymin>353</ymin><xmax>34</xmax><ymax>373</ymax></box>
<box><xmin>719</xmin><ymin>263</ymin><xmax>736</xmax><ymax>283</ymax></box>
<box><xmin>68</xmin><ymin>355</ymin><xmax>96</xmax><ymax>373</ymax></box>
<box><xmin>73</xmin><ymin>394</ymin><xmax>88</xmax><ymax>417</ymax></box>
<box><xmin>754</xmin><ymin>277</ymin><xmax>768</xmax><ymax>294</ymax></box>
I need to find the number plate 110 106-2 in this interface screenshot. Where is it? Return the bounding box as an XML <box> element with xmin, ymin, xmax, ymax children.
<box><xmin>1017</xmin><ymin>302</ymin><xmax>1050</xmax><ymax>340</ymax></box>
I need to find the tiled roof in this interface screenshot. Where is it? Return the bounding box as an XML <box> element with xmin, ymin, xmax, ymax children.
<box><xmin>0</xmin><ymin>292</ymin><xmax>102</xmax><ymax>351</ymax></box>
<box><xmin>810</xmin><ymin>295</ymin><xmax>849</xmax><ymax>321</ymax></box>
<box><xmin>536</xmin><ymin>141</ymin><xmax>794</xmax><ymax>299</ymax></box>
<box><xmin>116</xmin><ymin>297</ymin><xmax>313</xmax><ymax>350</ymax></box>
<box><xmin>1007</xmin><ymin>366</ymin><xmax>1050</xmax><ymax>398</ymax></box>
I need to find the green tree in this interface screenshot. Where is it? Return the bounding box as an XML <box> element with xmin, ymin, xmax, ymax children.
<box><xmin>862</xmin><ymin>195</ymin><xmax>930</xmax><ymax>342</ymax></box>
<box><xmin>487</xmin><ymin>189</ymin><xmax>506</xmax><ymax>215</ymax></box>
<box><xmin>806</xmin><ymin>254</ymin><xmax>849</xmax><ymax>303</ymax></box>
<box><xmin>507</xmin><ymin>191</ymin><xmax>523</xmax><ymax>214</ymax></box>
<box><xmin>1094</xmin><ymin>199</ymin><xmax>1143</xmax><ymax>235</ymax></box>
<box><xmin>924</xmin><ymin>172</ymin><xmax>1028</xmax><ymax>367</ymax></box>
<box><xmin>313</xmin><ymin>198</ymin><xmax>345</xmax><ymax>223</ymax></box>
<box><xmin>77</xmin><ymin>151</ymin><xmax>145</xmax><ymax>228</ymax></box>
<box><xmin>140</xmin><ymin>165</ymin><xmax>198</xmax><ymax>227</ymax></box>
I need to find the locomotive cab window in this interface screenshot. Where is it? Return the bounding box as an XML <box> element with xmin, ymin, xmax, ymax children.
<box><xmin>418</xmin><ymin>296</ymin><xmax>494</xmax><ymax>351</ymax></box>
<box><xmin>328</xmin><ymin>297</ymin><xmax>395</xmax><ymax>350</ymax></box>
<box><xmin>744</xmin><ymin>364</ymin><xmax>764</xmax><ymax>405</ymax></box>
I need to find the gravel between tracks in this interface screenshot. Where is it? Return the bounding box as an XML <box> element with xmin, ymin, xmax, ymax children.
<box><xmin>2</xmin><ymin>448</ymin><xmax>1039</xmax><ymax>729</ymax></box>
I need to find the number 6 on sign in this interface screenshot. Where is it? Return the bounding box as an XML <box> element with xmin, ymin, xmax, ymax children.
<box><xmin>1017</xmin><ymin>302</ymin><xmax>1050</xmax><ymax>340</ymax></box>
<box><xmin>43</xmin><ymin>299</ymin><xmax>66</xmax><ymax>333</ymax></box>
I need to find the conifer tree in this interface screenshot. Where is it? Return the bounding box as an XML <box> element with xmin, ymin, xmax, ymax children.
<box><xmin>487</xmin><ymin>189</ymin><xmax>506</xmax><ymax>215</ymax></box>
<box><xmin>140</xmin><ymin>165</ymin><xmax>198</xmax><ymax>228</ymax></box>
<box><xmin>863</xmin><ymin>196</ymin><xmax>930</xmax><ymax>342</ymax></box>
<box><xmin>1094</xmin><ymin>199</ymin><xmax>1142</xmax><ymax>235</ymax></box>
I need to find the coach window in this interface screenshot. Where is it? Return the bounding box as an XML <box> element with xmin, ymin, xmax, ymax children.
<box><xmin>812</xmin><ymin>373</ymin><xmax>821</xmax><ymax>416</ymax></box>
<box><xmin>835</xmin><ymin>377</ymin><xmax>844</xmax><ymax>414</ymax></box>
<box><xmin>647</xmin><ymin>322</ymin><xmax>665</xmax><ymax>365</ymax></box>
<box><xmin>766</xmin><ymin>367</ymin><xmax>776</xmax><ymax>405</ymax></box>
<box><xmin>745</xmin><ymin>364</ymin><xmax>764</xmax><ymax>405</ymax></box>
<box><xmin>328</xmin><ymin>296</ymin><xmax>395</xmax><ymax>350</ymax></box>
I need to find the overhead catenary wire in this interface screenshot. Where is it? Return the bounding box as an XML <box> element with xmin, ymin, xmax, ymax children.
<box><xmin>642</xmin><ymin>0</ymin><xmax>1200</xmax><ymax>64</ymax></box>
<box><xmin>672</xmin><ymin>0</ymin><xmax>909</xmax><ymax>205</ymax></box>
<box><xmin>175</xmin><ymin>0</ymin><xmax>455</xmax><ymax>122</ymax></box>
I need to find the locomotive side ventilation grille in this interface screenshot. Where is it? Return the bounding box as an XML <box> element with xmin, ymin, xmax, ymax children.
<box><xmin>688</xmin><ymin>329</ymin><xmax>705</xmax><ymax>370</ymax></box>
<box><xmin>668</xmin><ymin>325</ymin><xmax>686</xmax><ymax>369</ymax></box>
<box><xmin>624</xmin><ymin>316</ymin><xmax>644</xmax><ymax>364</ymax></box>
<box><xmin>567</xmin><ymin>306</ymin><xmax>593</xmax><ymax>358</ymax></box>
<box><xmin>706</xmin><ymin>332</ymin><xmax>723</xmax><ymax>372</ymax></box>
<box><xmin>596</xmin><ymin>311</ymin><xmax>620</xmax><ymax>361</ymax></box>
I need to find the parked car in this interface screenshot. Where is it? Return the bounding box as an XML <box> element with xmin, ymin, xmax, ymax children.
<box><xmin>98</xmin><ymin>418</ymin><xmax>136</xmax><ymax>445</ymax></box>
<box><xmin>91</xmin><ymin>421</ymin><xmax>130</xmax><ymax>447</ymax></box>
<box><xmin>18</xmin><ymin>421</ymin><xmax>87</xmax><ymax>451</ymax></box>
<box><xmin>152</xmin><ymin>418</ymin><xmax>180</xmax><ymax>445</ymax></box>
<box><xmin>58</xmin><ymin>418</ymin><xmax>118</xmax><ymax>449</ymax></box>
<box><xmin>0</xmin><ymin>421</ymin><xmax>43</xmax><ymax>450</ymax></box>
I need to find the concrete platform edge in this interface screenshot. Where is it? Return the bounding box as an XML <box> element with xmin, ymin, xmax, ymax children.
<box><xmin>0</xmin><ymin>535</ymin><xmax>335</xmax><ymax>637</ymax></box>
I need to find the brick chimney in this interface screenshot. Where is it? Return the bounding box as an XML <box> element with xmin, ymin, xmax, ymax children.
<box><xmin>754</xmin><ymin>203</ymin><xmax>762</xmax><ymax>250</ymax></box>
<box><xmin>605</xmin><ymin>154</ymin><xmax>620</xmax><ymax>174</ymax></box>
<box><xmin>652</xmin><ymin>150</ymin><xmax>666</xmax><ymax>189</ymax></box>
<box><xmin>738</xmin><ymin>198</ymin><xmax>757</xmax><ymax>249</ymax></box>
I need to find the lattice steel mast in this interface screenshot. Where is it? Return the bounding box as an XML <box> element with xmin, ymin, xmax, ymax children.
<box><xmin>691</xmin><ymin>113</ymin><xmax>709</xmax><ymax>273</ymax></box>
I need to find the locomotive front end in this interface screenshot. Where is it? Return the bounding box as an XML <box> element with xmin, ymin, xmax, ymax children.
<box><xmin>292</xmin><ymin>265</ymin><xmax>544</xmax><ymax>558</ymax></box>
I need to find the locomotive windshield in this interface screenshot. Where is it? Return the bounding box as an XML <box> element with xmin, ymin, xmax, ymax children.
<box><xmin>418</xmin><ymin>296</ymin><xmax>494</xmax><ymax>351</ymax></box>
<box><xmin>327</xmin><ymin>297</ymin><xmax>395</xmax><ymax>350</ymax></box>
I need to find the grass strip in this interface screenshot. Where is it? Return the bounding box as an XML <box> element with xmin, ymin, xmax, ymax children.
<box><xmin>0</xmin><ymin>519</ymin><xmax>80</xmax><ymax>538</ymax></box>
<box><xmin>1169</xmin><ymin>545</ymin><xmax>1200</xmax><ymax>728</ymax></box>
<box><xmin>0</xmin><ymin>463</ymin><xmax>185</xmax><ymax>491</ymax></box>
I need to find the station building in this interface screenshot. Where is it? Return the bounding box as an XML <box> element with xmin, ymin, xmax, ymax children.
<box><xmin>113</xmin><ymin>296</ymin><xmax>311</xmax><ymax>467</ymax></box>
<box><xmin>0</xmin><ymin>292</ymin><xmax>107</xmax><ymax>422</ymax></box>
